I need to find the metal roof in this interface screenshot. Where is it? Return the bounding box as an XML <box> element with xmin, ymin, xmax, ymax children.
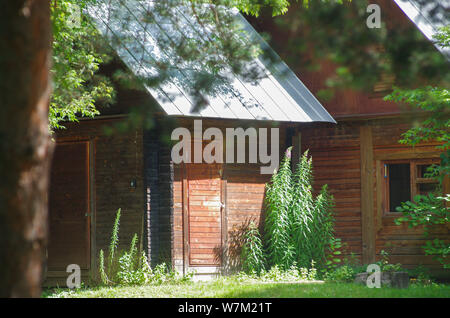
<box><xmin>393</xmin><ymin>0</ymin><xmax>450</xmax><ymax>60</ymax></box>
<box><xmin>86</xmin><ymin>0</ymin><xmax>336</xmax><ymax>123</ymax></box>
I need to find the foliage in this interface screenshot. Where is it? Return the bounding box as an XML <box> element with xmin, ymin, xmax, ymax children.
<box><xmin>50</xmin><ymin>0</ymin><xmax>115</xmax><ymax>130</ymax></box>
<box><xmin>98</xmin><ymin>209</ymin><xmax>193</xmax><ymax>286</ymax></box>
<box><xmin>323</xmin><ymin>237</ymin><xmax>345</xmax><ymax>274</ymax></box>
<box><xmin>264</xmin><ymin>148</ymin><xmax>335</xmax><ymax>271</ymax></box>
<box><xmin>264</xmin><ymin>148</ymin><xmax>294</xmax><ymax>268</ymax></box>
<box><xmin>384</xmin><ymin>86</ymin><xmax>450</xmax><ymax>151</ymax></box>
<box><xmin>433</xmin><ymin>26</ymin><xmax>450</xmax><ymax>49</ymax></box>
<box><xmin>291</xmin><ymin>154</ymin><xmax>335</xmax><ymax>269</ymax></box>
<box><xmin>240</xmin><ymin>221</ymin><xmax>266</xmax><ymax>275</ymax></box>
<box><xmin>239</xmin><ymin>148</ymin><xmax>335</xmax><ymax>279</ymax></box>
<box><xmin>376</xmin><ymin>250</ymin><xmax>404</xmax><ymax>273</ymax></box>
<box><xmin>324</xmin><ymin>249</ymin><xmax>407</xmax><ymax>283</ymax></box>
<box><xmin>107</xmin><ymin>207</ymin><xmax>121</xmax><ymax>276</ymax></box>
<box><xmin>408</xmin><ymin>266</ymin><xmax>433</xmax><ymax>286</ymax></box>
<box><xmin>98</xmin><ymin>250</ymin><xmax>108</xmax><ymax>285</ymax></box>
<box><xmin>422</xmin><ymin>238</ymin><xmax>450</xmax><ymax>269</ymax></box>
<box><xmin>116</xmin><ymin>234</ymin><xmax>152</xmax><ymax>285</ymax></box>
<box><xmin>49</xmin><ymin>0</ymin><xmax>350</xmax><ymax>131</ymax></box>
<box><xmin>227</xmin><ymin>0</ymin><xmax>290</xmax><ymax>17</ymax></box>
<box><xmin>324</xmin><ymin>265</ymin><xmax>355</xmax><ymax>283</ymax></box>
<box><xmin>236</xmin><ymin>261</ymin><xmax>318</xmax><ymax>283</ymax></box>
<box><xmin>323</xmin><ymin>245</ymin><xmax>366</xmax><ymax>283</ymax></box>
<box><xmin>384</xmin><ymin>27</ymin><xmax>450</xmax><ymax>271</ymax></box>
<box><xmin>395</xmin><ymin>194</ymin><xmax>449</xmax><ymax>233</ymax></box>
<box><xmin>271</xmin><ymin>0</ymin><xmax>449</xmax><ymax>96</ymax></box>
<box><xmin>384</xmin><ymin>84</ymin><xmax>450</xmax><ymax>189</ymax></box>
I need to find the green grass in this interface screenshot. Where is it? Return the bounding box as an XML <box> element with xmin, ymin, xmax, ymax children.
<box><xmin>42</xmin><ymin>279</ymin><xmax>450</xmax><ymax>298</ymax></box>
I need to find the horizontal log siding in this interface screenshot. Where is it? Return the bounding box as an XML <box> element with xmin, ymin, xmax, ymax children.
<box><xmin>371</xmin><ymin>121</ymin><xmax>448</xmax><ymax>273</ymax></box>
<box><xmin>300</xmin><ymin>118</ymin><xmax>449</xmax><ymax>275</ymax></box>
<box><xmin>300</xmin><ymin>122</ymin><xmax>363</xmax><ymax>261</ymax></box>
<box><xmin>53</xmin><ymin>119</ymin><xmax>145</xmax><ymax>270</ymax></box>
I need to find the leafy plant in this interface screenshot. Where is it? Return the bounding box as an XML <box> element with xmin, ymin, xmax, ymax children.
<box><xmin>324</xmin><ymin>237</ymin><xmax>345</xmax><ymax>274</ymax></box>
<box><xmin>395</xmin><ymin>194</ymin><xmax>449</xmax><ymax>233</ymax></box>
<box><xmin>108</xmin><ymin>208</ymin><xmax>121</xmax><ymax>276</ymax></box>
<box><xmin>264</xmin><ymin>148</ymin><xmax>335</xmax><ymax>271</ymax></box>
<box><xmin>376</xmin><ymin>250</ymin><xmax>403</xmax><ymax>273</ymax></box>
<box><xmin>264</xmin><ymin>148</ymin><xmax>294</xmax><ymax>269</ymax></box>
<box><xmin>236</xmin><ymin>261</ymin><xmax>318</xmax><ymax>283</ymax></box>
<box><xmin>408</xmin><ymin>266</ymin><xmax>433</xmax><ymax>285</ymax></box>
<box><xmin>116</xmin><ymin>234</ymin><xmax>152</xmax><ymax>285</ymax></box>
<box><xmin>241</xmin><ymin>221</ymin><xmax>266</xmax><ymax>275</ymax></box>
<box><xmin>98</xmin><ymin>249</ymin><xmax>108</xmax><ymax>285</ymax></box>
<box><xmin>50</xmin><ymin>0</ymin><xmax>115</xmax><ymax>130</ymax></box>
<box><xmin>394</xmin><ymin>188</ymin><xmax>449</xmax><ymax>269</ymax></box>
<box><xmin>98</xmin><ymin>208</ymin><xmax>192</xmax><ymax>286</ymax></box>
<box><xmin>324</xmin><ymin>265</ymin><xmax>355</xmax><ymax>283</ymax></box>
<box><xmin>384</xmin><ymin>27</ymin><xmax>450</xmax><ymax>270</ymax></box>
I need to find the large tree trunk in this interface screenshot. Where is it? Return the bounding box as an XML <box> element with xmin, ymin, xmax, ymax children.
<box><xmin>0</xmin><ymin>0</ymin><xmax>52</xmax><ymax>297</ymax></box>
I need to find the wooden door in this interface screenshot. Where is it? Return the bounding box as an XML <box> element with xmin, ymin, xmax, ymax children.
<box><xmin>48</xmin><ymin>141</ymin><xmax>90</xmax><ymax>270</ymax></box>
<box><xmin>185</xmin><ymin>163</ymin><xmax>223</xmax><ymax>267</ymax></box>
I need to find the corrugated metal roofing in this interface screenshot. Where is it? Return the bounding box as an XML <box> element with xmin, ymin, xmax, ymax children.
<box><xmin>394</xmin><ymin>0</ymin><xmax>450</xmax><ymax>60</ymax></box>
<box><xmin>86</xmin><ymin>0</ymin><xmax>336</xmax><ymax>123</ymax></box>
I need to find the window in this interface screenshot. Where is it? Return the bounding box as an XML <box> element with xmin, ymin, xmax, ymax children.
<box><xmin>382</xmin><ymin>159</ymin><xmax>440</xmax><ymax>213</ymax></box>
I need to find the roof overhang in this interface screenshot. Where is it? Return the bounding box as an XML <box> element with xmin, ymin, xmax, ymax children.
<box><xmin>86</xmin><ymin>0</ymin><xmax>336</xmax><ymax>124</ymax></box>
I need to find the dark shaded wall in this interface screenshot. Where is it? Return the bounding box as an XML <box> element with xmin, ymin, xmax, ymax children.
<box><xmin>143</xmin><ymin>129</ymin><xmax>174</xmax><ymax>267</ymax></box>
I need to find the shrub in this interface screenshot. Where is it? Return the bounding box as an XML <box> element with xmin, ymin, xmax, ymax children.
<box><xmin>264</xmin><ymin>148</ymin><xmax>335</xmax><ymax>271</ymax></box>
<box><xmin>264</xmin><ymin>148</ymin><xmax>294</xmax><ymax>269</ymax></box>
<box><xmin>395</xmin><ymin>193</ymin><xmax>449</xmax><ymax>269</ymax></box>
<box><xmin>324</xmin><ymin>265</ymin><xmax>355</xmax><ymax>283</ymax></box>
<box><xmin>376</xmin><ymin>250</ymin><xmax>404</xmax><ymax>273</ymax></box>
<box><xmin>241</xmin><ymin>221</ymin><xmax>266</xmax><ymax>275</ymax></box>
<box><xmin>116</xmin><ymin>234</ymin><xmax>152</xmax><ymax>285</ymax></box>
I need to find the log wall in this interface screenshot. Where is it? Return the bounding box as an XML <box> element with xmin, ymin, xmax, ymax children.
<box><xmin>300</xmin><ymin>118</ymin><xmax>449</xmax><ymax>276</ymax></box>
<box><xmin>50</xmin><ymin>118</ymin><xmax>145</xmax><ymax>281</ymax></box>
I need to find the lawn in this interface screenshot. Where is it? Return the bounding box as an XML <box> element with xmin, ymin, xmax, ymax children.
<box><xmin>43</xmin><ymin>279</ymin><xmax>450</xmax><ymax>298</ymax></box>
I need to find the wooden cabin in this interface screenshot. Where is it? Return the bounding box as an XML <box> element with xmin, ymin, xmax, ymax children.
<box><xmin>45</xmin><ymin>1</ymin><xmax>335</xmax><ymax>284</ymax></box>
<box><xmin>250</xmin><ymin>0</ymin><xmax>450</xmax><ymax>276</ymax></box>
<box><xmin>45</xmin><ymin>0</ymin><xmax>449</xmax><ymax>284</ymax></box>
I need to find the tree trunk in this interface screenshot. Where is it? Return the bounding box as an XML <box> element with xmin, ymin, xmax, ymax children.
<box><xmin>0</xmin><ymin>0</ymin><xmax>52</xmax><ymax>297</ymax></box>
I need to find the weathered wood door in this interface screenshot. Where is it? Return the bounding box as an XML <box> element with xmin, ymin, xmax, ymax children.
<box><xmin>48</xmin><ymin>141</ymin><xmax>91</xmax><ymax>270</ymax></box>
<box><xmin>185</xmin><ymin>163</ymin><xmax>224</xmax><ymax>267</ymax></box>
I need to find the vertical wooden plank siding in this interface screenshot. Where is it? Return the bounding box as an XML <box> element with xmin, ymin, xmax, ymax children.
<box><xmin>360</xmin><ymin>125</ymin><xmax>376</xmax><ymax>264</ymax></box>
<box><xmin>187</xmin><ymin>164</ymin><xmax>223</xmax><ymax>266</ymax></box>
<box><xmin>171</xmin><ymin>118</ymin><xmax>287</xmax><ymax>271</ymax></box>
<box><xmin>182</xmin><ymin>165</ymin><xmax>189</xmax><ymax>274</ymax></box>
<box><xmin>220</xmin><ymin>170</ymin><xmax>228</xmax><ymax>273</ymax></box>
<box><xmin>48</xmin><ymin>141</ymin><xmax>90</xmax><ymax>270</ymax></box>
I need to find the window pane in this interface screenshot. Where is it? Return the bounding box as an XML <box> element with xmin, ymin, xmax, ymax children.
<box><xmin>417</xmin><ymin>164</ymin><xmax>433</xmax><ymax>178</ymax></box>
<box><xmin>418</xmin><ymin>183</ymin><xmax>439</xmax><ymax>196</ymax></box>
<box><xmin>388</xmin><ymin>163</ymin><xmax>411</xmax><ymax>212</ymax></box>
